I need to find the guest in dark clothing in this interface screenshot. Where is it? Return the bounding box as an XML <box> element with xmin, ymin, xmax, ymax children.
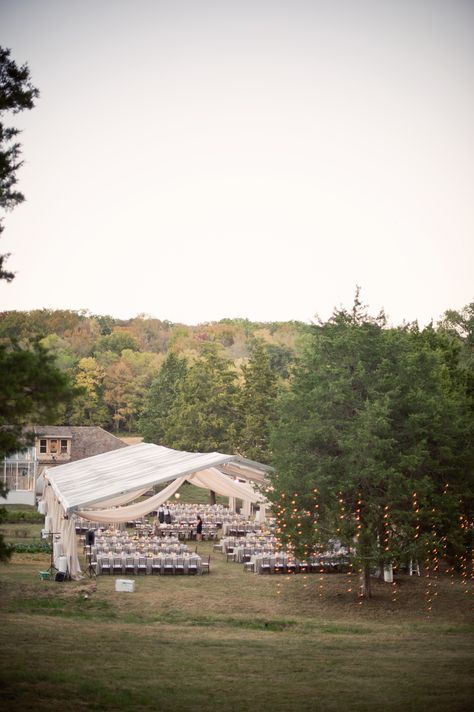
<box><xmin>196</xmin><ymin>515</ymin><xmax>203</xmax><ymax>541</ymax></box>
<box><xmin>164</xmin><ymin>506</ymin><xmax>172</xmax><ymax>524</ymax></box>
<box><xmin>158</xmin><ymin>505</ymin><xmax>165</xmax><ymax>524</ymax></box>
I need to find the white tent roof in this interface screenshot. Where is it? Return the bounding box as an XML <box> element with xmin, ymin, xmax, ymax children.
<box><xmin>45</xmin><ymin>442</ymin><xmax>270</xmax><ymax>515</ymax></box>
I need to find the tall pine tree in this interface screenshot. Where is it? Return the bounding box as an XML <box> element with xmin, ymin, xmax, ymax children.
<box><xmin>269</xmin><ymin>296</ymin><xmax>473</xmax><ymax>596</ymax></box>
<box><xmin>163</xmin><ymin>343</ymin><xmax>239</xmax><ymax>453</ymax></box>
<box><xmin>139</xmin><ymin>352</ymin><xmax>188</xmax><ymax>445</ymax></box>
<box><xmin>238</xmin><ymin>340</ymin><xmax>278</xmax><ymax>463</ymax></box>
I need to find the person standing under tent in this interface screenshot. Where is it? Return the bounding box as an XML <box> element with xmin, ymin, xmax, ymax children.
<box><xmin>196</xmin><ymin>515</ymin><xmax>203</xmax><ymax>541</ymax></box>
<box><xmin>164</xmin><ymin>505</ymin><xmax>172</xmax><ymax>525</ymax></box>
<box><xmin>158</xmin><ymin>504</ymin><xmax>165</xmax><ymax>524</ymax></box>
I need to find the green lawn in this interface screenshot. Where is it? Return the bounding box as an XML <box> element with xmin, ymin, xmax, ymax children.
<box><xmin>156</xmin><ymin>481</ymin><xmax>229</xmax><ymax>506</ymax></box>
<box><xmin>0</xmin><ymin>538</ymin><xmax>473</xmax><ymax>712</ymax></box>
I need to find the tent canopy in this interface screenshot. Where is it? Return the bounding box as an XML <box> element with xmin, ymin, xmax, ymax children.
<box><xmin>45</xmin><ymin>442</ymin><xmax>270</xmax><ymax>516</ymax></box>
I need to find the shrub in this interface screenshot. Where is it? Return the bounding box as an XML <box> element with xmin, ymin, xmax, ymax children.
<box><xmin>10</xmin><ymin>542</ymin><xmax>51</xmax><ymax>554</ymax></box>
<box><xmin>2</xmin><ymin>509</ymin><xmax>44</xmax><ymax>524</ymax></box>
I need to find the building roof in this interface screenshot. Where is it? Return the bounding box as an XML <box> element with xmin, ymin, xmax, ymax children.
<box><xmin>33</xmin><ymin>426</ymin><xmax>73</xmax><ymax>438</ymax></box>
<box><xmin>33</xmin><ymin>426</ymin><xmax>127</xmax><ymax>462</ymax></box>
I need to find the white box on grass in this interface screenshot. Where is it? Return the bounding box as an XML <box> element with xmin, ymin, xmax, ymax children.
<box><xmin>115</xmin><ymin>579</ymin><xmax>135</xmax><ymax>592</ymax></box>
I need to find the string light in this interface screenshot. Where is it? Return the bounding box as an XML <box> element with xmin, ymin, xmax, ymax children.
<box><xmin>431</xmin><ymin>514</ymin><xmax>439</xmax><ymax>611</ymax></box>
<box><xmin>357</xmin><ymin>565</ymin><xmax>363</xmax><ymax>604</ymax></box>
<box><xmin>460</xmin><ymin>553</ymin><xmax>468</xmax><ymax>594</ymax></box>
<box><xmin>337</xmin><ymin>492</ymin><xmax>345</xmax><ymax>535</ymax></box>
<box><xmin>347</xmin><ymin>558</ymin><xmax>353</xmax><ymax>594</ymax></box>
<box><xmin>413</xmin><ymin>492</ymin><xmax>420</xmax><ymax>541</ymax></box>
<box><xmin>383</xmin><ymin>505</ymin><xmax>390</xmax><ymax>552</ymax></box>
<box><xmin>355</xmin><ymin>496</ymin><xmax>362</xmax><ymax>534</ymax></box>
<box><xmin>425</xmin><ymin>552</ymin><xmax>432</xmax><ymax>616</ymax></box>
<box><xmin>355</xmin><ymin>493</ymin><xmax>364</xmax><ymax>605</ymax></box>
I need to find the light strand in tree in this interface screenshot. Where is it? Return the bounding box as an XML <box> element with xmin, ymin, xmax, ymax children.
<box><xmin>286</xmin><ymin>485</ymin><xmax>295</xmax><ymax>580</ymax></box>
<box><xmin>383</xmin><ymin>504</ymin><xmax>390</xmax><ymax>553</ymax></box>
<box><xmin>335</xmin><ymin>491</ymin><xmax>355</xmax><ymax>596</ymax></box>
<box><xmin>344</xmin><ymin>495</ymin><xmax>354</xmax><ymax>596</ymax></box>
<box><xmin>424</xmin><ymin>551</ymin><xmax>433</xmax><ymax>616</ymax></box>
<box><xmin>384</xmin><ymin>505</ymin><xmax>398</xmax><ymax>604</ymax></box>
<box><xmin>337</xmin><ymin>491</ymin><xmax>345</xmax><ymax>537</ymax></box>
<box><xmin>440</xmin><ymin>485</ymin><xmax>452</xmax><ymax>586</ymax></box>
<box><xmin>319</xmin><ymin>560</ymin><xmax>325</xmax><ymax>599</ymax></box>
<box><xmin>275</xmin><ymin>490</ymin><xmax>286</xmax><ymax>596</ymax></box>
<box><xmin>460</xmin><ymin>553</ymin><xmax>468</xmax><ymax>596</ymax></box>
<box><xmin>413</xmin><ymin>491</ymin><xmax>420</xmax><ymax>542</ymax></box>
<box><xmin>308</xmin><ymin>488</ymin><xmax>325</xmax><ymax>598</ymax></box>
<box><xmin>430</xmin><ymin>510</ymin><xmax>439</xmax><ymax>611</ymax></box>
<box><xmin>471</xmin><ymin>546</ymin><xmax>474</xmax><ymax>612</ymax></box>
<box><xmin>412</xmin><ymin>491</ymin><xmax>421</xmax><ymax>579</ymax></box>
<box><xmin>355</xmin><ymin>494</ymin><xmax>364</xmax><ymax>605</ymax></box>
<box><xmin>424</xmin><ymin>511</ymin><xmax>434</xmax><ymax>618</ymax></box>
<box><xmin>458</xmin><ymin>509</ymin><xmax>470</xmax><ymax>598</ymax></box>
<box><xmin>275</xmin><ymin>491</ymin><xmax>286</xmax><ymax>551</ymax></box>
<box><xmin>391</xmin><ymin>576</ymin><xmax>398</xmax><ymax>604</ymax></box>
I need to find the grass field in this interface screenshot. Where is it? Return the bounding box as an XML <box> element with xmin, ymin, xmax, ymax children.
<box><xmin>0</xmin><ymin>533</ymin><xmax>473</xmax><ymax>711</ymax></box>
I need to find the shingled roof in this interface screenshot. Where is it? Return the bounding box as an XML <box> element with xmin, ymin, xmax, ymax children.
<box><xmin>33</xmin><ymin>426</ymin><xmax>128</xmax><ymax>463</ymax></box>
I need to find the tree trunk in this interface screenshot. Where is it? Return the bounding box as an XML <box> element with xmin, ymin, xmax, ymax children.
<box><xmin>360</xmin><ymin>563</ymin><xmax>372</xmax><ymax>598</ymax></box>
<box><xmin>209</xmin><ymin>490</ymin><xmax>216</xmax><ymax>505</ymax></box>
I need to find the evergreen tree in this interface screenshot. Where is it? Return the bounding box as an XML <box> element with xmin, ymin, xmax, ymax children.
<box><xmin>0</xmin><ymin>46</ymin><xmax>39</xmax><ymax>280</ymax></box>
<box><xmin>139</xmin><ymin>352</ymin><xmax>188</xmax><ymax>444</ymax></box>
<box><xmin>269</xmin><ymin>296</ymin><xmax>474</xmax><ymax>596</ymax></box>
<box><xmin>238</xmin><ymin>340</ymin><xmax>278</xmax><ymax>463</ymax></box>
<box><xmin>163</xmin><ymin>343</ymin><xmax>239</xmax><ymax>453</ymax></box>
<box><xmin>0</xmin><ymin>340</ymin><xmax>76</xmax><ymax>561</ymax></box>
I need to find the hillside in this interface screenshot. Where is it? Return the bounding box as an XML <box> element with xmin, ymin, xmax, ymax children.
<box><xmin>0</xmin><ymin>310</ymin><xmax>306</xmax><ymax>435</ymax></box>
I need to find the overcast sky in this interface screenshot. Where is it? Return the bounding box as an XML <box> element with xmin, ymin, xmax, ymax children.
<box><xmin>1</xmin><ymin>0</ymin><xmax>473</xmax><ymax>326</ymax></box>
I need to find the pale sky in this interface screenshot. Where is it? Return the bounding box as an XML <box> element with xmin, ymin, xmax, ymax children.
<box><xmin>1</xmin><ymin>0</ymin><xmax>473</xmax><ymax>326</ymax></box>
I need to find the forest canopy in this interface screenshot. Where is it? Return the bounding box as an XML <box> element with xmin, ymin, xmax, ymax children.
<box><xmin>0</xmin><ymin>309</ymin><xmax>305</xmax><ymax>444</ymax></box>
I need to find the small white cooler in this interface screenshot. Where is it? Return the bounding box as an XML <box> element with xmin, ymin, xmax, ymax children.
<box><xmin>115</xmin><ymin>579</ymin><xmax>135</xmax><ymax>593</ymax></box>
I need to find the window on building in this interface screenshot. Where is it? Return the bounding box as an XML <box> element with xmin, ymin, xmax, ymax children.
<box><xmin>40</xmin><ymin>439</ymin><xmax>47</xmax><ymax>454</ymax></box>
<box><xmin>60</xmin><ymin>439</ymin><xmax>68</xmax><ymax>454</ymax></box>
<box><xmin>49</xmin><ymin>439</ymin><xmax>58</xmax><ymax>454</ymax></box>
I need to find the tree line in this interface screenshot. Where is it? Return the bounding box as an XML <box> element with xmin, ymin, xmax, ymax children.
<box><xmin>0</xmin><ymin>310</ymin><xmax>302</xmax><ymax>438</ymax></box>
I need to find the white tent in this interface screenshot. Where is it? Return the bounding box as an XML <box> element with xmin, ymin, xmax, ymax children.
<box><xmin>40</xmin><ymin>443</ymin><xmax>271</xmax><ymax>578</ymax></box>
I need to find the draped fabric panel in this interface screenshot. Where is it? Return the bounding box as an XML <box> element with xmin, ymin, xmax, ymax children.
<box><xmin>188</xmin><ymin>468</ymin><xmax>266</xmax><ymax>503</ymax></box>
<box><xmin>41</xmin><ymin>485</ymin><xmax>82</xmax><ymax>579</ymax></box>
<box><xmin>88</xmin><ymin>486</ymin><xmax>150</xmax><ymax>509</ymax></box>
<box><xmin>76</xmin><ymin>470</ymin><xmax>266</xmax><ymax>524</ymax></box>
<box><xmin>61</xmin><ymin>515</ymin><xmax>81</xmax><ymax>579</ymax></box>
<box><xmin>77</xmin><ymin>477</ymin><xmax>186</xmax><ymax>523</ymax></box>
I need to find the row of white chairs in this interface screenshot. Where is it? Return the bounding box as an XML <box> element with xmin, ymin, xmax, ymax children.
<box><xmin>95</xmin><ymin>554</ymin><xmax>206</xmax><ymax>576</ymax></box>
